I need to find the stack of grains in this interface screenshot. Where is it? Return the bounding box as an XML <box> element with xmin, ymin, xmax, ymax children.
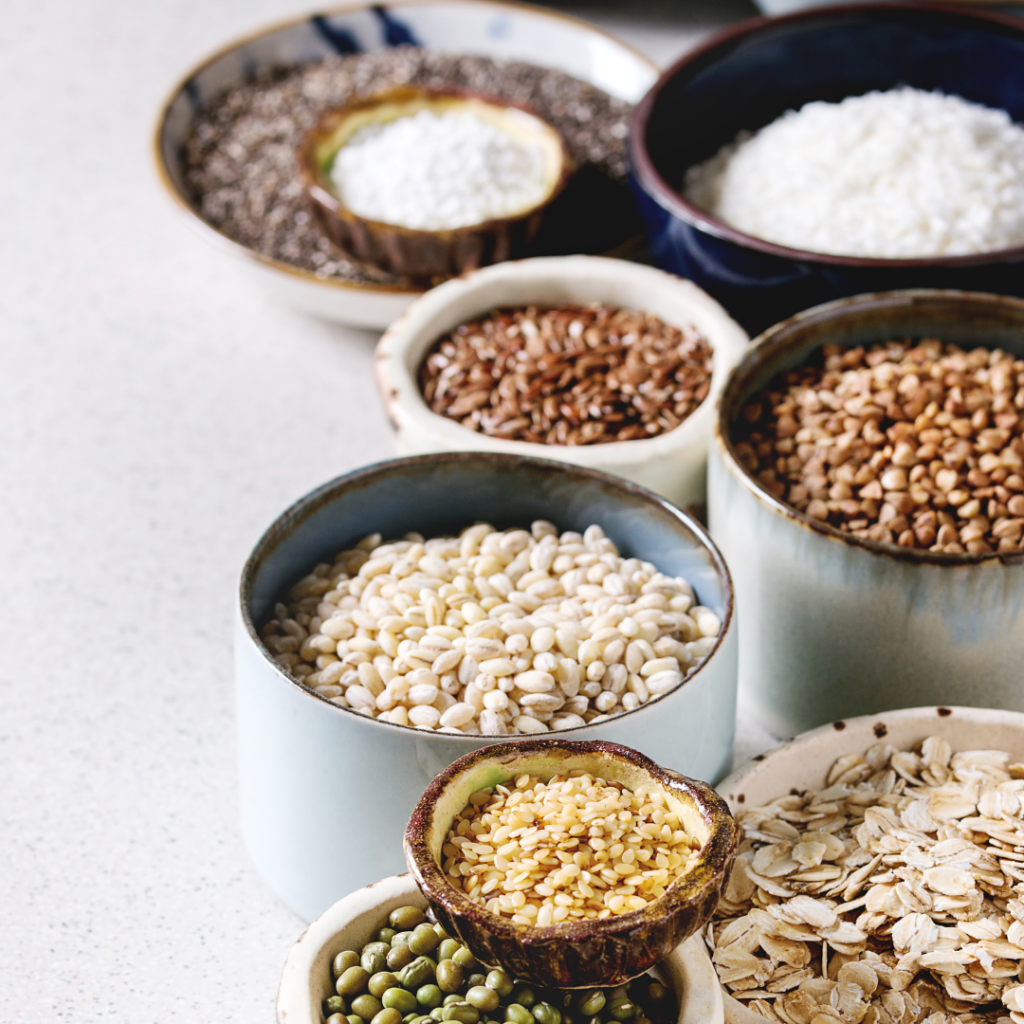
<box><xmin>733</xmin><ymin>340</ymin><xmax>1024</xmax><ymax>553</ymax></box>
<box><xmin>331</xmin><ymin>109</ymin><xmax>550</xmax><ymax>230</ymax></box>
<box><xmin>684</xmin><ymin>88</ymin><xmax>1024</xmax><ymax>258</ymax></box>
<box><xmin>259</xmin><ymin>521</ymin><xmax>721</xmax><ymax>734</ymax></box>
<box><xmin>418</xmin><ymin>305</ymin><xmax>713</xmax><ymax>445</ymax></box>
<box><xmin>442</xmin><ymin>771</ymin><xmax>700</xmax><ymax>924</ymax></box>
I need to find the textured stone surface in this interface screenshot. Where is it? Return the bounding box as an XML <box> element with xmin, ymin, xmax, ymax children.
<box><xmin>0</xmin><ymin>0</ymin><xmax>761</xmax><ymax>1021</ymax></box>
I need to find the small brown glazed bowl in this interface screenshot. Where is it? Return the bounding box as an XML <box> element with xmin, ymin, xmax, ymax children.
<box><xmin>403</xmin><ymin>738</ymin><xmax>739</xmax><ymax>989</ymax></box>
<box><xmin>297</xmin><ymin>86</ymin><xmax>574</xmax><ymax>282</ymax></box>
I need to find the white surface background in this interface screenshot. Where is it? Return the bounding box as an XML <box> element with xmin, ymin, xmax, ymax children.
<box><xmin>0</xmin><ymin>1</ymin><xmax>774</xmax><ymax>1020</ymax></box>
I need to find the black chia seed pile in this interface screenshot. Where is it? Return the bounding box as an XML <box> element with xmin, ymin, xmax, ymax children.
<box><xmin>183</xmin><ymin>49</ymin><xmax>634</xmax><ymax>287</ymax></box>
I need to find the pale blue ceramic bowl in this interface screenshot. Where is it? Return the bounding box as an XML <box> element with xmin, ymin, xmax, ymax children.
<box><xmin>709</xmin><ymin>290</ymin><xmax>1024</xmax><ymax>738</ymax></box>
<box><xmin>237</xmin><ymin>453</ymin><xmax>737</xmax><ymax>921</ymax></box>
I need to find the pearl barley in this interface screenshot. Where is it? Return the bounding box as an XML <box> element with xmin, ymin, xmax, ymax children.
<box><xmin>260</xmin><ymin>521</ymin><xmax>720</xmax><ymax>735</ymax></box>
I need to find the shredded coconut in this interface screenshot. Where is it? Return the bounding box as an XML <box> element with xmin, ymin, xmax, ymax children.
<box><xmin>330</xmin><ymin>108</ymin><xmax>550</xmax><ymax>230</ymax></box>
<box><xmin>684</xmin><ymin>87</ymin><xmax>1024</xmax><ymax>259</ymax></box>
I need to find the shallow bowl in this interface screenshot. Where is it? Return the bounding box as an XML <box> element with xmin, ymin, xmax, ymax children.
<box><xmin>707</xmin><ymin>288</ymin><xmax>1024</xmax><ymax>737</ymax></box>
<box><xmin>276</xmin><ymin>871</ymin><xmax>726</xmax><ymax>1024</ymax></box>
<box><xmin>154</xmin><ymin>0</ymin><xmax>658</xmax><ymax>330</ymax></box>
<box><xmin>298</xmin><ymin>86</ymin><xmax>573</xmax><ymax>280</ymax></box>
<box><xmin>238</xmin><ymin>452</ymin><xmax>737</xmax><ymax>921</ymax></box>
<box><xmin>403</xmin><ymin>739</ymin><xmax>739</xmax><ymax>988</ymax></box>
<box><xmin>374</xmin><ymin>256</ymin><xmax>749</xmax><ymax>509</ymax></box>
<box><xmin>628</xmin><ymin>1</ymin><xmax>1024</xmax><ymax>334</ymax></box>
<box><xmin>715</xmin><ymin>704</ymin><xmax>1024</xmax><ymax>1024</ymax></box>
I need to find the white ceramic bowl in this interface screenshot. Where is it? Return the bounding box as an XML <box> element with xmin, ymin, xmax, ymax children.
<box><xmin>714</xmin><ymin>704</ymin><xmax>1024</xmax><ymax>1024</ymax></box>
<box><xmin>153</xmin><ymin>1</ymin><xmax>659</xmax><ymax>330</ymax></box>
<box><xmin>375</xmin><ymin>256</ymin><xmax>749</xmax><ymax>508</ymax></box>
<box><xmin>277</xmin><ymin>872</ymin><xmax>725</xmax><ymax>1024</ymax></box>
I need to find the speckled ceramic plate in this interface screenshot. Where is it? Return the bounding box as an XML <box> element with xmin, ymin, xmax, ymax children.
<box><xmin>153</xmin><ymin>0</ymin><xmax>658</xmax><ymax>330</ymax></box>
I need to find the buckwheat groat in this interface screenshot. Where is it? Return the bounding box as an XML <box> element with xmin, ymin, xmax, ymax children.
<box><xmin>735</xmin><ymin>340</ymin><xmax>1024</xmax><ymax>554</ymax></box>
<box><xmin>260</xmin><ymin>521</ymin><xmax>721</xmax><ymax>734</ymax></box>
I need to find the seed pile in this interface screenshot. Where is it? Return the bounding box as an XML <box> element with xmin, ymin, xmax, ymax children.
<box><xmin>684</xmin><ymin>88</ymin><xmax>1024</xmax><ymax>259</ymax></box>
<box><xmin>323</xmin><ymin>904</ymin><xmax>677</xmax><ymax>1024</ymax></box>
<box><xmin>734</xmin><ymin>340</ymin><xmax>1024</xmax><ymax>554</ymax></box>
<box><xmin>260</xmin><ymin>521</ymin><xmax>721</xmax><ymax>734</ymax></box>
<box><xmin>183</xmin><ymin>50</ymin><xmax>632</xmax><ymax>286</ymax></box>
<box><xmin>419</xmin><ymin>305</ymin><xmax>714</xmax><ymax>445</ymax></box>
<box><xmin>709</xmin><ymin>736</ymin><xmax>1024</xmax><ymax>1024</ymax></box>
<box><xmin>331</xmin><ymin>109</ymin><xmax>550</xmax><ymax>230</ymax></box>
<box><xmin>443</xmin><ymin>772</ymin><xmax>700</xmax><ymax>925</ymax></box>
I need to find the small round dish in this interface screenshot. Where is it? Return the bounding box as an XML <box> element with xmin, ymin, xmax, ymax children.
<box><xmin>153</xmin><ymin>0</ymin><xmax>659</xmax><ymax>330</ymax></box>
<box><xmin>628</xmin><ymin>1</ymin><xmax>1024</xmax><ymax>334</ymax></box>
<box><xmin>276</xmin><ymin>871</ymin><xmax>726</xmax><ymax>1024</ymax></box>
<box><xmin>374</xmin><ymin>255</ymin><xmax>749</xmax><ymax>508</ymax></box>
<box><xmin>403</xmin><ymin>738</ymin><xmax>739</xmax><ymax>989</ymax></box>
<box><xmin>298</xmin><ymin>86</ymin><xmax>573</xmax><ymax>281</ymax></box>
<box><xmin>715</xmin><ymin>705</ymin><xmax>1024</xmax><ymax>1024</ymax></box>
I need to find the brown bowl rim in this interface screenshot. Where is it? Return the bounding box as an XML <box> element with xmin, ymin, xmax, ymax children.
<box><xmin>628</xmin><ymin>0</ymin><xmax>1024</xmax><ymax>270</ymax></box>
<box><xmin>403</xmin><ymin>737</ymin><xmax>740</xmax><ymax>945</ymax></box>
<box><xmin>297</xmin><ymin>84</ymin><xmax>576</xmax><ymax>242</ymax></box>
<box><xmin>713</xmin><ymin>287</ymin><xmax>1024</xmax><ymax>567</ymax></box>
<box><xmin>151</xmin><ymin>0</ymin><xmax>656</xmax><ymax>297</ymax></box>
<box><xmin>239</xmin><ymin>451</ymin><xmax>736</xmax><ymax>738</ymax></box>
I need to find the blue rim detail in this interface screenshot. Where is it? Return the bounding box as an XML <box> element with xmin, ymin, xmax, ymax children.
<box><xmin>311</xmin><ymin>14</ymin><xmax>361</xmax><ymax>54</ymax></box>
<box><xmin>372</xmin><ymin>6</ymin><xmax>421</xmax><ymax>47</ymax></box>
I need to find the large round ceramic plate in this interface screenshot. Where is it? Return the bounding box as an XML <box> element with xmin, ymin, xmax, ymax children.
<box><xmin>154</xmin><ymin>0</ymin><xmax>659</xmax><ymax>330</ymax></box>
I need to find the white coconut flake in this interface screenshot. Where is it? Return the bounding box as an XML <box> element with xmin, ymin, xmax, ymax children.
<box><xmin>684</xmin><ymin>87</ymin><xmax>1024</xmax><ymax>259</ymax></box>
<box><xmin>330</xmin><ymin>108</ymin><xmax>549</xmax><ymax>230</ymax></box>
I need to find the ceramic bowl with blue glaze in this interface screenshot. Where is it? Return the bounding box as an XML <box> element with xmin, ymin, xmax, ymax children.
<box><xmin>154</xmin><ymin>1</ymin><xmax>658</xmax><ymax>330</ymax></box>
<box><xmin>237</xmin><ymin>452</ymin><xmax>737</xmax><ymax>921</ymax></box>
<box><xmin>708</xmin><ymin>289</ymin><xmax>1024</xmax><ymax>739</ymax></box>
<box><xmin>628</xmin><ymin>2</ymin><xmax>1024</xmax><ymax>335</ymax></box>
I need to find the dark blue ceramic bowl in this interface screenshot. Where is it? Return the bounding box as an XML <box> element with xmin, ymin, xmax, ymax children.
<box><xmin>628</xmin><ymin>1</ymin><xmax>1024</xmax><ymax>334</ymax></box>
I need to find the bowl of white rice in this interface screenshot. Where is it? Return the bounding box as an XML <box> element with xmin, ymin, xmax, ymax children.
<box><xmin>629</xmin><ymin>1</ymin><xmax>1024</xmax><ymax>333</ymax></box>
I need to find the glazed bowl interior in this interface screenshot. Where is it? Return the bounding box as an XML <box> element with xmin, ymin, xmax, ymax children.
<box><xmin>635</xmin><ymin>2</ymin><xmax>1024</xmax><ymax>266</ymax></box>
<box><xmin>404</xmin><ymin>739</ymin><xmax>738</xmax><ymax>988</ymax></box>
<box><xmin>243</xmin><ymin>452</ymin><xmax>732</xmax><ymax>723</ymax></box>
<box><xmin>717</xmin><ymin>288</ymin><xmax>1024</xmax><ymax>563</ymax></box>
<box><xmin>303</xmin><ymin>87</ymin><xmax>569</xmax><ymax>226</ymax></box>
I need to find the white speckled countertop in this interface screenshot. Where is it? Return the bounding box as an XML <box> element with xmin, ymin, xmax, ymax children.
<box><xmin>0</xmin><ymin>1</ymin><xmax>773</xmax><ymax>1020</ymax></box>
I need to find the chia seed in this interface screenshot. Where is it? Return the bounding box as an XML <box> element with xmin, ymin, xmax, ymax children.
<box><xmin>182</xmin><ymin>49</ymin><xmax>635</xmax><ymax>288</ymax></box>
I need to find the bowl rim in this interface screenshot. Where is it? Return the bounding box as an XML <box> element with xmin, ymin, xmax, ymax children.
<box><xmin>374</xmin><ymin>254</ymin><xmax>750</xmax><ymax>464</ymax></box>
<box><xmin>402</xmin><ymin>737</ymin><xmax>740</xmax><ymax>946</ymax></box>
<box><xmin>712</xmin><ymin>287</ymin><xmax>1024</xmax><ymax>567</ymax></box>
<box><xmin>628</xmin><ymin>0</ymin><xmax>1024</xmax><ymax>270</ymax></box>
<box><xmin>238</xmin><ymin>450</ymin><xmax>735</xmax><ymax>740</ymax></box>
<box><xmin>297</xmin><ymin>84</ymin><xmax>575</xmax><ymax>240</ymax></box>
<box><xmin>152</xmin><ymin>0</ymin><xmax>660</xmax><ymax>297</ymax></box>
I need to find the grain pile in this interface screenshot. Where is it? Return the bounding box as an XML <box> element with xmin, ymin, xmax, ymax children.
<box><xmin>444</xmin><ymin>771</ymin><xmax>700</xmax><ymax>924</ymax></box>
<box><xmin>260</xmin><ymin>521</ymin><xmax>721</xmax><ymax>734</ymax></box>
<box><xmin>419</xmin><ymin>305</ymin><xmax>713</xmax><ymax>445</ymax></box>
<box><xmin>709</xmin><ymin>737</ymin><xmax>1024</xmax><ymax>1024</ymax></box>
<box><xmin>684</xmin><ymin>88</ymin><xmax>1024</xmax><ymax>259</ymax></box>
<box><xmin>733</xmin><ymin>340</ymin><xmax>1024</xmax><ymax>553</ymax></box>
